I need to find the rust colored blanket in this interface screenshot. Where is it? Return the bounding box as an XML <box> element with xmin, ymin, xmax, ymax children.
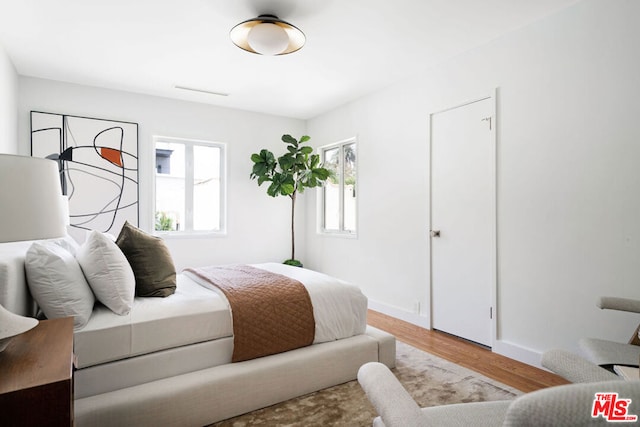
<box><xmin>184</xmin><ymin>264</ymin><xmax>315</xmax><ymax>362</ymax></box>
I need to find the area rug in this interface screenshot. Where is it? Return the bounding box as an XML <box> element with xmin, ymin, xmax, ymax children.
<box><xmin>211</xmin><ymin>341</ymin><xmax>522</xmax><ymax>426</ymax></box>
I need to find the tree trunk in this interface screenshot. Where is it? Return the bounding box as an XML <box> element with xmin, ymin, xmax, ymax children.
<box><xmin>290</xmin><ymin>192</ymin><xmax>296</xmax><ymax>260</ymax></box>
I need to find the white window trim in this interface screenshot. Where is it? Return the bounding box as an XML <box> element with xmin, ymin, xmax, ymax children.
<box><xmin>152</xmin><ymin>135</ymin><xmax>227</xmax><ymax>238</ymax></box>
<box><xmin>318</xmin><ymin>137</ymin><xmax>358</xmax><ymax>237</ymax></box>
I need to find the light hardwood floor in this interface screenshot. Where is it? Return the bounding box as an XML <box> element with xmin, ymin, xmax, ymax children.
<box><xmin>367</xmin><ymin>310</ymin><xmax>570</xmax><ymax>393</ymax></box>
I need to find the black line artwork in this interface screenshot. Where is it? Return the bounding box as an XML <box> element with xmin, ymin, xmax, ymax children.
<box><xmin>30</xmin><ymin>111</ymin><xmax>139</xmax><ymax>235</ymax></box>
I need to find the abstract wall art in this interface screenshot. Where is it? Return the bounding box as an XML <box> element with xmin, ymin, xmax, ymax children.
<box><xmin>30</xmin><ymin>111</ymin><xmax>139</xmax><ymax>235</ymax></box>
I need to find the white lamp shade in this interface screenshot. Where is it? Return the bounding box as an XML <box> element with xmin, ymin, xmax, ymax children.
<box><xmin>0</xmin><ymin>304</ymin><xmax>38</xmax><ymax>351</ymax></box>
<box><xmin>0</xmin><ymin>154</ymin><xmax>68</xmax><ymax>243</ymax></box>
<box><xmin>247</xmin><ymin>23</ymin><xmax>289</xmax><ymax>55</ymax></box>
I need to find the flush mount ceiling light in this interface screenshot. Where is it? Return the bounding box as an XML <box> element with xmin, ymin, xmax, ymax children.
<box><xmin>230</xmin><ymin>14</ymin><xmax>305</xmax><ymax>56</ymax></box>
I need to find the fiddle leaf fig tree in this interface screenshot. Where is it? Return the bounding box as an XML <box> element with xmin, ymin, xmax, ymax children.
<box><xmin>250</xmin><ymin>134</ymin><xmax>331</xmax><ymax>266</ymax></box>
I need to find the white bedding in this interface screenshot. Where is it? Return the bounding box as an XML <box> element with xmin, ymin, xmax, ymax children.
<box><xmin>183</xmin><ymin>262</ymin><xmax>368</xmax><ymax>344</ymax></box>
<box><xmin>74</xmin><ymin>274</ymin><xmax>232</xmax><ymax>368</ymax></box>
<box><xmin>75</xmin><ymin>262</ymin><xmax>367</xmax><ymax>369</ymax></box>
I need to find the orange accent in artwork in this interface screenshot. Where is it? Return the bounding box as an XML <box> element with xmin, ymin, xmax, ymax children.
<box><xmin>101</xmin><ymin>148</ymin><xmax>123</xmax><ymax>167</ymax></box>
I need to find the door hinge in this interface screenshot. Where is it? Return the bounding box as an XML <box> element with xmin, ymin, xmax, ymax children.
<box><xmin>490</xmin><ymin>306</ymin><xmax>493</xmax><ymax>319</ymax></box>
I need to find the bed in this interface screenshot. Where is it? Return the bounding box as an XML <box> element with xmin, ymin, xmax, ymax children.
<box><xmin>0</xmin><ymin>236</ymin><xmax>396</xmax><ymax>426</ymax></box>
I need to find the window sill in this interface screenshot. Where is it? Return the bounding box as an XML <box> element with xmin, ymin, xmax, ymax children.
<box><xmin>154</xmin><ymin>230</ymin><xmax>227</xmax><ymax>239</ymax></box>
<box><xmin>318</xmin><ymin>231</ymin><xmax>358</xmax><ymax>239</ymax></box>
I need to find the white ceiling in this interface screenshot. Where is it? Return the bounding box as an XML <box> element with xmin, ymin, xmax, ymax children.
<box><xmin>0</xmin><ymin>0</ymin><xmax>581</xmax><ymax>120</ymax></box>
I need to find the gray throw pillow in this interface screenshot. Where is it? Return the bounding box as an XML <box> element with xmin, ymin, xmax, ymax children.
<box><xmin>116</xmin><ymin>221</ymin><xmax>177</xmax><ymax>297</ymax></box>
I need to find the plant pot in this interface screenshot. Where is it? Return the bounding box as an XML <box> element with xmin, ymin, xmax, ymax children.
<box><xmin>283</xmin><ymin>259</ymin><xmax>303</xmax><ymax>268</ymax></box>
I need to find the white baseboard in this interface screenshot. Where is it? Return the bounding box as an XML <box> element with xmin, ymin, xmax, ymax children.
<box><xmin>492</xmin><ymin>340</ymin><xmax>543</xmax><ymax>368</ymax></box>
<box><xmin>369</xmin><ymin>299</ymin><xmax>543</xmax><ymax>368</ymax></box>
<box><xmin>368</xmin><ymin>299</ymin><xmax>431</xmax><ymax>329</ymax></box>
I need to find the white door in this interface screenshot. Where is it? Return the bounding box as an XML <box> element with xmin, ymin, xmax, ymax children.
<box><xmin>430</xmin><ymin>96</ymin><xmax>495</xmax><ymax>347</ymax></box>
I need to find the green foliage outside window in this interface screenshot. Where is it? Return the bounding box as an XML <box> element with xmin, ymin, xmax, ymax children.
<box><xmin>155</xmin><ymin>211</ymin><xmax>174</xmax><ymax>231</ymax></box>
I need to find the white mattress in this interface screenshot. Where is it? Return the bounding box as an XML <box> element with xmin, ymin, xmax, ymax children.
<box><xmin>75</xmin><ymin>263</ymin><xmax>367</xmax><ymax>369</ymax></box>
<box><xmin>74</xmin><ymin>274</ymin><xmax>231</xmax><ymax>368</ymax></box>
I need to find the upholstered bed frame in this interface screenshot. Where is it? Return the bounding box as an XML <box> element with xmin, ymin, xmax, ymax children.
<box><xmin>0</xmin><ymin>239</ymin><xmax>396</xmax><ymax>426</ymax></box>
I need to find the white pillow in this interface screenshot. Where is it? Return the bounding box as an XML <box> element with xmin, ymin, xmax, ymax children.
<box><xmin>52</xmin><ymin>235</ymin><xmax>81</xmax><ymax>256</ymax></box>
<box><xmin>25</xmin><ymin>241</ymin><xmax>95</xmax><ymax>330</ymax></box>
<box><xmin>77</xmin><ymin>230</ymin><xmax>135</xmax><ymax>315</ymax></box>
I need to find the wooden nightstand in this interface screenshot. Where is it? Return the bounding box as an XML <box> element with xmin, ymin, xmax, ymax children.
<box><xmin>0</xmin><ymin>317</ymin><xmax>74</xmax><ymax>426</ymax></box>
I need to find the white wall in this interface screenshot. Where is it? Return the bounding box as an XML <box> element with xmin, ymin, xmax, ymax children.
<box><xmin>18</xmin><ymin>77</ymin><xmax>307</xmax><ymax>270</ymax></box>
<box><xmin>306</xmin><ymin>0</ymin><xmax>640</xmax><ymax>364</ymax></box>
<box><xmin>0</xmin><ymin>41</ymin><xmax>18</xmax><ymax>153</ymax></box>
<box><xmin>12</xmin><ymin>0</ymin><xmax>640</xmax><ymax>367</ymax></box>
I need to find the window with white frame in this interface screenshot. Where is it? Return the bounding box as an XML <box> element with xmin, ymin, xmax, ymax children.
<box><xmin>321</xmin><ymin>138</ymin><xmax>357</xmax><ymax>234</ymax></box>
<box><xmin>153</xmin><ymin>136</ymin><xmax>225</xmax><ymax>234</ymax></box>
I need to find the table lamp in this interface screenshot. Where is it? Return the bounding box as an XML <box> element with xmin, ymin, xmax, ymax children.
<box><xmin>0</xmin><ymin>154</ymin><xmax>69</xmax><ymax>349</ymax></box>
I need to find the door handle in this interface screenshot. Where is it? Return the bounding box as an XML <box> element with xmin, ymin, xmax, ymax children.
<box><xmin>430</xmin><ymin>230</ymin><xmax>441</xmax><ymax>238</ymax></box>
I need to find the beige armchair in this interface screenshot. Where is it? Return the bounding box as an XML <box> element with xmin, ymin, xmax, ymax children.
<box><xmin>358</xmin><ymin>359</ymin><xmax>639</xmax><ymax>427</ymax></box>
<box><xmin>580</xmin><ymin>296</ymin><xmax>640</xmax><ymax>368</ymax></box>
<box><xmin>541</xmin><ymin>349</ymin><xmax>621</xmax><ymax>383</ymax></box>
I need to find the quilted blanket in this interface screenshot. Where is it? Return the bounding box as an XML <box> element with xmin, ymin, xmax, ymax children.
<box><xmin>183</xmin><ymin>264</ymin><xmax>315</xmax><ymax>362</ymax></box>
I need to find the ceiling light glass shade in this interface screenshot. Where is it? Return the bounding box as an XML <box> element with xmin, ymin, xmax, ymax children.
<box><xmin>248</xmin><ymin>23</ymin><xmax>289</xmax><ymax>55</ymax></box>
<box><xmin>0</xmin><ymin>154</ymin><xmax>68</xmax><ymax>243</ymax></box>
<box><xmin>0</xmin><ymin>304</ymin><xmax>38</xmax><ymax>352</ymax></box>
<box><xmin>230</xmin><ymin>15</ymin><xmax>305</xmax><ymax>56</ymax></box>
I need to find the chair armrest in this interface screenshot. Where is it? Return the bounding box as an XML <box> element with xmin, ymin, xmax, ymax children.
<box><xmin>598</xmin><ymin>296</ymin><xmax>640</xmax><ymax>313</ymax></box>
<box><xmin>505</xmin><ymin>380</ymin><xmax>640</xmax><ymax>426</ymax></box>
<box><xmin>541</xmin><ymin>349</ymin><xmax>620</xmax><ymax>383</ymax></box>
<box><xmin>357</xmin><ymin>362</ymin><xmax>426</xmax><ymax>427</ymax></box>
